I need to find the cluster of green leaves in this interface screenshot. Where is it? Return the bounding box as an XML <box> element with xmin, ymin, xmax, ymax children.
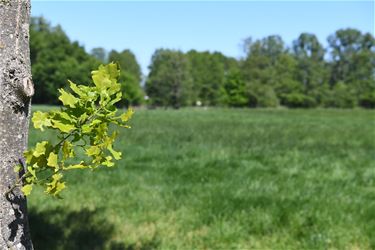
<box><xmin>90</xmin><ymin>48</ymin><xmax>145</xmax><ymax>106</ymax></box>
<box><xmin>19</xmin><ymin>63</ymin><xmax>134</xmax><ymax>196</ymax></box>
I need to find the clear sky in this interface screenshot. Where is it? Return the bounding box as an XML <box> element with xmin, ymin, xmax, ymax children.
<box><xmin>31</xmin><ymin>1</ymin><xmax>374</xmax><ymax>75</ymax></box>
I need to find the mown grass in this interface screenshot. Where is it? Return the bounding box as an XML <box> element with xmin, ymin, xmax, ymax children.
<box><xmin>28</xmin><ymin>107</ymin><xmax>375</xmax><ymax>250</ymax></box>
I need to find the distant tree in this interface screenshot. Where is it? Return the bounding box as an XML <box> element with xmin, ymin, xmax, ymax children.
<box><xmin>200</xmin><ymin>52</ymin><xmax>226</xmax><ymax>105</ymax></box>
<box><xmin>146</xmin><ymin>49</ymin><xmax>192</xmax><ymax>108</ymax></box>
<box><xmin>328</xmin><ymin>28</ymin><xmax>364</xmax><ymax>84</ymax></box>
<box><xmin>108</xmin><ymin>49</ymin><xmax>142</xmax><ymax>83</ymax></box>
<box><xmin>186</xmin><ymin>50</ymin><xmax>236</xmax><ymax>106</ymax></box>
<box><xmin>108</xmin><ymin>49</ymin><xmax>144</xmax><ymax>106</ymax></box>
<box><xmin>242</xmin><ymin>35</ymin><xmax>297</xmax><ymax>107</ymax></box>
<box><xmin>327</xmin><ymin>28</ymin><xmax>375</xmax><ymax>107</ymax></box>
<box><xmin>293</xmin><ymin>33</ymin><xmax>327</xmax><ymax>92</ymax></box>
<box><xmin>273</xmin><ymin>53</ymin><xmax>306</xmax><ymax>106</ymax></box>
<box><xmin>242</xmin><ymin>34</ymin><xmax>328</xmax><ymax>108</ymax></box>
<box><xmin>242</xmin><ymin>35</ymin><xmax>285</xmax><ymax>84</ymax></box>
<box><xmin>244</xmin><ymin>35</ymin><xmax>285</xmax><ymax>64</ymax></box>
<box><xmin>91</xmin><ymin>47</ymin><xmax>107</xmax><ymax>63</ymax></box>
<box><xmin>185</xmin><ymin>50</ymin><xmax>209</xmax><ymax>103</ymax></box>
<box><xmin>120</xmin><ymin>71</ymin><xmax>144</xmax><ymax>106</ymax></box>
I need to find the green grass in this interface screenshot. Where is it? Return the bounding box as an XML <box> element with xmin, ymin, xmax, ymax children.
<box><xmin>28</xmin><ymin>107</ymin><xmax>375</xmax><ymax>250</ymax></box>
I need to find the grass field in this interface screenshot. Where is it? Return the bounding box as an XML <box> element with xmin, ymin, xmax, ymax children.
<box><xmin>27</xmin><ymin>107</ymin><xmax>375</xmax><ymax>250</ymax></box>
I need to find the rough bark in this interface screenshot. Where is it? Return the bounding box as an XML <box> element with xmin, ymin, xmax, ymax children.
<box><xmin>0</xmin><ymin>0</ymin><xmax>34</xmax><ymax>249</ymax></box>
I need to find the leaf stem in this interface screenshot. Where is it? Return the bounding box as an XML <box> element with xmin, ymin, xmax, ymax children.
<box><xmin>4</xmin><ymin>171</ymin><xmax>30</xmax><ymax>197</ymax></box>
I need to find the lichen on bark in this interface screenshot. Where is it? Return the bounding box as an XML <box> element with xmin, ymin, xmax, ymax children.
<box><xmin>0</xmin><ymin>0</ymin><xmax>11</xmax><ymax>6</ymax></box>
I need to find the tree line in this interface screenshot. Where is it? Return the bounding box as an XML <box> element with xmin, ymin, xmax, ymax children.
<box><xmin>31</xmin><ymin>17</ymin><xmax>375</xmax><ymax>108</ymax></box>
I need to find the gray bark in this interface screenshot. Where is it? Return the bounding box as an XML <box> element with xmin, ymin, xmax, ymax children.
<box><xmin>0</xmin><ymin>0</ymin><xmax>34</xmax><ymax>249</ymax></box>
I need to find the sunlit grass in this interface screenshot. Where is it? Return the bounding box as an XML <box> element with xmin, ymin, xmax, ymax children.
<box><xmin>28</xmin><ymin>107</ymin><xmax>375</xmax><ymax>249</ymax></box>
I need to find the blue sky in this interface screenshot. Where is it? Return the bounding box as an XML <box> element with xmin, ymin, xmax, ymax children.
<box><xmin>31</xmin><ymin>1</ymin><xmax>374</xmax><ymax>75</ymax></box>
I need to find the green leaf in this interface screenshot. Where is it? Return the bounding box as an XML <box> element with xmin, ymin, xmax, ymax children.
<box><xmin>58</xmin><ymin>88</ymin><xmax>78</xmax><ymax>108</ymax></box>
<box><xmin>119</xmin><ymin>108</ymin><xmax>134</xmax><ymax>122</ymax></box>
<box><xmin>92</xmin><ymin>66</ymin><xmax>113</xmax><ymax>91</ymax></box>
<box><xmin>82</xmin><ymin>124</ymin><xmax>93</xmax><ymax>133</ymax></box>
<box><xmin>108</xmin><ymin>92</ymin><xmax>122</xmax><ymax>106</ymax></box>
<box><xmin>82</xmin><ymin>119</ymin><xmax>101</xmax><ymax>134</ymax></box>
<box><xmin>52</xmin><ymin>120</ymin><xmax>76</xmax><ymax>133</ymax></box>
<box><xmin>93</xmin><ymin>63</ymin><xmax>119</xmax><ymax>82</ymax></box>
<box><xmin>32</xmin><ymin>111</ymin><xmax>52</xmax><ymax>131</ymax></box>
<box><xmin>62</xmin><ymin>141</ymin><xmax>74</xmax><ymax>159</ymax></box>
<box><xmin>33</xmin><ymin>141</ymin><xmax>48</xmax><ymax>157</ymax></box>
<box><xmin>55</xmin><ymin>182</ymin><xmax>66</xmax><ymax>194</ymax></box>
<box><xmin>56</xmin><ymin>111</ymin><xmax>77</xmax><ymax>123</ymax></box>
<box><xmin>86</xmin><ymin>146</ymin><xmax>100</xmax><ymax>156</ymax></box>
<box><xmin>21</xmin><ymin>184</ymin><xmax>33</xmax><ymax>196</ymax></box>
<box><xmin>28</xmin><ymin>165</ymin><xmax>36</xmax><ymax>177</ymax></box>
<box><xmin>108</xmin><ymin>145</ymin><xmax>122</xmax><ymax>160</ymax></box>
<box><xmin>64</xmin><ymin>162</ymin><xmax>87</xmax><ymax>170</ymax></box>
<box><xmin>91</xmin><ymin>119</ymin><xmax>102</xmax><ymax>126</ymax></box>
<box><xmin>14</xmin><ymin>165</ymin><xmax>22</xmax><ymax>173</ymax></box>
<box><xmin>103</xmin><ymin>156</ymin><xmax>115</xmax><ymax>167</ymax></box>
<box><xmin>79</xmin><ymin>113</ymin><xmax>89</xmax><ymax>122</ymax></box>
<box><xmin>46</xmin><ymin>173</ymin><xmax>66</xmax><ymax>196</ymax></box>
<box><xmin>69</xmin><ymin>80</ymin><xmax>86</xmax><ymax>98</ymax></box>
<box><xmin>47</xmin><ymin>152</ymin><xmax>58</xmax><ymax>169</ymax></box>
<box><xmin>91</xmin><ymin>63</ymin><xmax>121</xmax><ymax>95</ymax></box>
<box><xmin>24</xmin><ymin>150</ymin><xmax>33</xmax><ymax>164</ymax></box>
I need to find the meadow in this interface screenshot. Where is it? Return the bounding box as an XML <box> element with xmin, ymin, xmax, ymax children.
<box><xmin>27</xmin><ymin>107</ymin><xmax>375</xmax><ymax>250</ymax></box>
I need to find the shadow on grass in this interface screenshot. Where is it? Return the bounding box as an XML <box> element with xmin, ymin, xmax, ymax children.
<box><xmin>28</xmin><ymin>208</ymin><xmax>159</xmax><ymax>250</ymax></box>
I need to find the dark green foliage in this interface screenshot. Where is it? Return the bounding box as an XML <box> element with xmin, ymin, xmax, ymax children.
<box><xmin>249</xmin><ymin>83</ymin><xmax>279</xmax><ymax>107</ymax></box>
<box><xmin>185</xmin><ymin>51</ymin><xmax>237</xmax><ymax>106</ymax></box>
<box><xmin>222</xmin><ymin>70</ymin><xmax>248</xmax><ymax>107</ymax></box>
<box><xmin>322</xmin><ymin>82</ymin><xmax>358</xmax><ymax>108</ymax></box>
<box><xmin>327</xmin><ymin>28</ymin><xmax>375</xmax><ymax>108</ymax></box>
<box><xmin>360</xmin><ymin>91</ymin><xmax>375</xmax><ymax>108</ymax></box>
<box><xmin>118</xmin><ymin>72</ymin><xmax>144</xmax><ymax>107</ymax></box>
<box><xmin>241</xmin><ymin>36</ymin><xmax>301</xmax><ymax>108</ymax></box>
<box><xmin>328</xmin><ymin>28</ymin><xmax>374</xmax><ymax>85</ymax></box>
<box><xmin>30</xmin><ymin>16</ymin><xmax>375</xmax><ymax>109</ymax></box>
<box><xmin>146</xmin><ymin>49</ymin><xmax>193</xmax><ymax>108</ymax></box>
<box><xmin>143</xmin><ymin>30</ymin><xmax>373</xmax><ymax>108</ymax></box>
<box><xmin>292</xmin><ymin>33</ymin><xmax>328</xmax><ymax>95</ymax></box>
<box><xmin>241</xmin><ymin>36</ymin><xmax>284</xmax><ymax>85</ymax></box>
<box><xmin>281</xmin><ymin>93</ymin><xmax>317</xmax><ymax>108</ymax></box>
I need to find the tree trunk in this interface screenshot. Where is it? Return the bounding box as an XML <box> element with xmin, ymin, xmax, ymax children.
<box><xmin>0</xmin><ymin>0</ymin><xmax>34</xmax><ymax>249</ymax></box>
